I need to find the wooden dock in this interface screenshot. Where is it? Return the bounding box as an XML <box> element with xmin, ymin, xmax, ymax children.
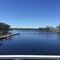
<box><xmin>0</xmin><ymin>33</ymin><xmax>20</xmax><ymax>39</ymax></box>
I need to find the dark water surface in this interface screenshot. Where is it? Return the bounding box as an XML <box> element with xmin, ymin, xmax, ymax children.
<box><xmin>0</xmin><ymin>30</ymin><xmax>60</xmax><ymax>55</ymax></box>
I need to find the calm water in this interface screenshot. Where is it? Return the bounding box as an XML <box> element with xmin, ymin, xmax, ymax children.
<box><xmin>0</xmin><ymin>30</ymin><xmax>60</xmax><ymax>55</ymax></box>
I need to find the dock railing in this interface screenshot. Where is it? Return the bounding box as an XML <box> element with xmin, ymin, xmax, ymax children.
<box><xmin>0</xmin><ymin>55</ymin><xmax>60</xmax><ymax>60</ymax></box>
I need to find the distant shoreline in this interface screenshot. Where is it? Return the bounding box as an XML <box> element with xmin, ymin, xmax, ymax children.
<box><xmin>10</xmin><ymin>28</ymin><xmax>38</xmax><ymax>30</ymax></box>
<box><xmin>10</xmin><ymin>28</ymin><xmax>59</xmax><ymax>32</ymax></box>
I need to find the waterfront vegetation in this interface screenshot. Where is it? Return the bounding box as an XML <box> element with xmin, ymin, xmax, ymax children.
<box><xmin>0</xmin><ymin>22</ymin><xmax>60</xmax><ymax>35</ymax></box>
<box><xmin>11</xmin><ymin>25</ymin><xmax>60</xmax><ymax>32</ymax></box>
<box><xmin>0</xmin><ymin>22</ymin><xmax>10</xmax><ymax>35</ymax></box>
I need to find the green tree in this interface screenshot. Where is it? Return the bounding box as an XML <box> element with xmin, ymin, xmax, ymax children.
<box><xmin>0</xmin><ymin>22</ymin><xmax>10</xmax><ymax>34</ymax></box>
<box><xmin>39</xmin><ymin>27</ymin><xmax>45</xmax><ymax>31</ymax></box>
<box><xmin>56</xmin><ymin>24</ymin><xmax>60</xmax><ymax>32</ymax></box>
<box><xmin>45</xmin><ymin>26</ymin><xmax>51</xmax><ymax>31</ymax></box>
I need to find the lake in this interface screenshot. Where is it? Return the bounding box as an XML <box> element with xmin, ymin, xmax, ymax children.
<box><xmin>0</xmin><ymin>30</ymin><xmax>60</xmax><ymax>55</ymax></box>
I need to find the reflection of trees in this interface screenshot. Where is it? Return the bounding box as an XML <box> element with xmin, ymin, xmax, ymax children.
<box><xmin>0</xmin><ymin>39</ymin><xmax>4</xmax><ymax>45</ymax></box>
<box><xmin>57</xmin><ymin>32</ymin><xmax>60</xmax><ymax>40</ymax></box>
<box><xmin>0</xmin><ymin>37</ymin><xmax>12</xmax><ymax>46</ymax></box>
<box><xmin>5</xmin><ymin>36</ymin><xmax>12</xmax><ymax>40</ymax></box>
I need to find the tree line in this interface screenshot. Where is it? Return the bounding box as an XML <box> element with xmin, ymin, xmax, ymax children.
<box><xmin>0</xmin><ymin>22</ymin><xmax>10</xmax><ymax>34</ymax></box>
<box><xmin>0</xmin><ymin>22</ymin><xmax>60</xmax><ymax>33</ymax></box>
<box><xmin>39</xmin><ymin>25</ymin><xmax>60</xmax><ymax>32</ymax></box>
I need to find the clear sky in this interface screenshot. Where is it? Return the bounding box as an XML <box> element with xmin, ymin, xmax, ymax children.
<box><xmin>0</xmin><ymin>0</ymin><xmax>60</xmax><ymax>28</ymax></box>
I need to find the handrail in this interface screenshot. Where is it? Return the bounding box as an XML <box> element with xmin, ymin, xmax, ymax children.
<box><xmin>0</xmin><ymin>55</ymin><xmax>60</xmax><ymax>60</ymax></box>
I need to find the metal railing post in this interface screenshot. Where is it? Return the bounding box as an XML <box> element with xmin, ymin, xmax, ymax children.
<box><xmin>14</xmin><ymin>58</ymin><xmax>23</xmax><ymax>60</ymax></box>
<box><xmin>57</xmin><ymin>58</ymin><xmax>60</xmax><ymax>60</ymax></box>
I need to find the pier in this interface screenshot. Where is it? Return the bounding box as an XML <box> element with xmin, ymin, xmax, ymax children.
<box><xmin>0</xmin><ymin>33</ymin><xmax>20</xmax><ymax>39</ymax></box>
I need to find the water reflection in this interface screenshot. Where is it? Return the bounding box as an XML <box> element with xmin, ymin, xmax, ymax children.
<box><xmin>0</xmin><ymin>30</ymin><xmax>60</xmax><ymax>55</ymax></box>
<box><xmin>57</xmin><ymin>32</ymin><xmax>60</xmax><ymax>40</ymax></box>
<box><xmin>0</xmin><ymin>36</ymin><xmax>12</xmax><ymax>46</ymax></box>
<box><xmin>0</xmin><ymin>39</ymin><xmax>3</xmax><ymax>45</ymax></box>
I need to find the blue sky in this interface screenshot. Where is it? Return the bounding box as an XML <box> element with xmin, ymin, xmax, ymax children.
<box><xmin>0</xmin><ymin>0</ymin><xmax>60</xmax><ymax>28</ymax></box>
